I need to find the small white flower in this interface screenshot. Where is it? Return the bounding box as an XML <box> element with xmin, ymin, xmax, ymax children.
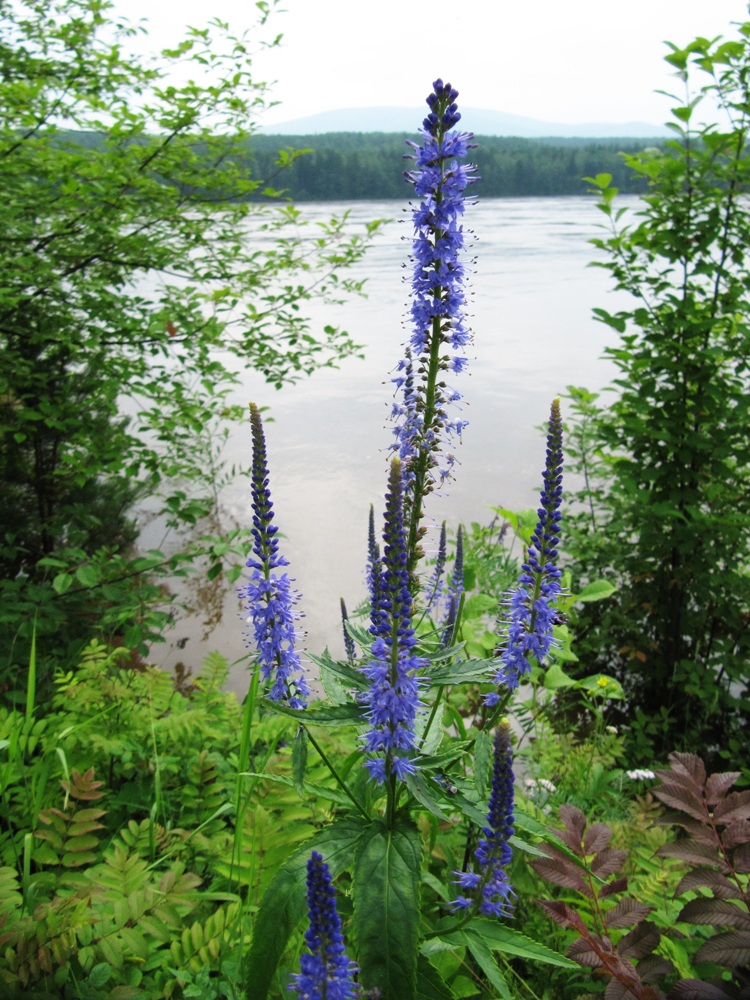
<box><xmin>524</xmin><ymin>777</ymin><xmax>538</xmax><ymax>789</ymax></box>
<box><xmin>606</xmin><ymin>725</ymin><xmax>618</xmax><ymax>735</ymax></box>
<box><xmin>538</xmin><ymin>778</ymin><xmax>557</xmax><ymax>794</ymax></box>
<box><xmin>626</xmin><ymin>768</ymin><xmax>655</xmax><ymax>781</ymax></box>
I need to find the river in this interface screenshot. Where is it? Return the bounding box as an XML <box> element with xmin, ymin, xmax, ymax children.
<box><xmin>140</xmin><ymin>195</ymin><xmax>632</xmax><ymax>693</ymax></box>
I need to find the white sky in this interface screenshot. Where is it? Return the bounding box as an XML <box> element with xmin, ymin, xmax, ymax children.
<box><xmin>110</xmin><ymin>0</ymin><xmax>746</xmax><ymax>127</ymax></box>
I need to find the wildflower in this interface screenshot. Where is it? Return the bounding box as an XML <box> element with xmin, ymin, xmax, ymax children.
<box><xmin>626</xmin><ymin>769</ymin><xmax>656</xmax><ymax>781</ymax></box>
<box><xmin>340</xmin><ymin>598</ymin><xmax>356</xmax><ymax>666</ymax></box>
<box><xmin>290</xmin><ymin>852</ymin><xmax>357</xmax><ymax>1000</ymax></box>
<box><xmin>362</xmin><ymin>459</ymin><xmax>427</xmax><ymax>782</ymax></box>
<box><xmin>392</xmin><ymin>79</ymin><xmax>478</xmax><ymax>568</ymax></box>
<box><xmin>441</xmin><ymin>524</ymin><xmax>464</xmax><ymax>646</ymax></box>
<box><xmin>606</xmin><ymin>725</ymin><xmax>619</xmax><ymax>735</ymax></box>
<box><xmin>453</xmin><ymin>721</ymin><xmax>516</xmax><ymax>917</ymax></box>
<box><xmin>424</xmin><ymin>521</ymin><xmax>448</xmax><ymax>613</ymax></box>
<box><xmin>239</xmin><ymin>403</ymin><xmax>309</xmax><ymax>709</ymax></box>
<box><xmin>488</xmin><ymin>399</ymin><xmax>563</xmax><ymax>700</ymax></box>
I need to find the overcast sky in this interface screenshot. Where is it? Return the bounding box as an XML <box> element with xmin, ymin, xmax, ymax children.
<box><xmin>110</xmin><ymin>0</ymin><xmax>746</xmax><ymax>127</ymax></box>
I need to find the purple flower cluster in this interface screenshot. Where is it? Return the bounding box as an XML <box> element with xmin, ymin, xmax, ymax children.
<box><xmin>290</xmin><ymin>852</ymin><xmax>357</xmax><ymax>1000</ymax></box>
<box><xmin>239</xmin><ymin>403</ymin><xmax>309</xmax><ymax>709</ymax></box>
<box><xmin>488</xmin><ymin>399</ymin><xmax>563</xmax><ymax>700</ymax></box>
<box><xmin>392</xmin><ymin>79</ymin><xmax>477</xmax><ymax>505</ymax></box>
<box><xmin>453</xmin><ymin>722</ymin><xmax>516</xmax><ymax>917</ymax></box>
<box><xmin>362</xmin><ymin>459</ymin><xmax>427</xmax><ymax>782</ymax></box>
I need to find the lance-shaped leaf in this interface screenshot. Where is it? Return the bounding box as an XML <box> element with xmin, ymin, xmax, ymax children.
<box><xmin>352</xmin><ymin>819</ymin><xmax>422</xmax><ymax>1000</ymax></box>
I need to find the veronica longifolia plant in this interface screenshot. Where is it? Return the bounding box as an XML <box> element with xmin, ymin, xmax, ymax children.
<box><xmin>362</xmin><ymin>458</ymin><xmax>427</xmax><ymax>784</ymax></box>
<box><xmin>393</xmin><ymin>78</ymin><xmax>477</xmax><ymax>571</ymax></box>
<box><xmin>239</xmin><ymin>402</ymin><xmax>309</xmax><ymax>708</ymax></box>
<box><xmin>489</xmin><ymin>397</ymin><xmax>564</xmax><ymax>702</ymax></box>
<box><xmin>245</xmin><ymin>84</ymin><xmax>573</xmax><ymax>1000</ymax></box>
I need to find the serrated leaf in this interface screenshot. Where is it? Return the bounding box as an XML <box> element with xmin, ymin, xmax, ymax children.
<box><xmin>705</xmin><ymin>772</ymin><xmax>740</xmax><ymax>805</ymax></box>
<box><xmin>473</xmin><ymin>729</ymin><xmax>491</xmax><ymax>800</ymax></box>
<box><xmin>694</xmin><ymin>930</ymin><xmax>750</xmax><ymax>967</ymax></box>
<box><xmin>415</xmin><ymin>956</ymin><xmax>454</xmax><ymax>1000</ymax></box>
<box><xmin>451</xmin><ymin>918</ymin><xmax>579</xmax><ymax>968</ymax></box>
<box><xmin>458</xmin><ymin>929</ymin><xmax>511</xmax><ymax>997</ymax></box>
<box><xmin>403</xmin><ymin>772</ymin><xmax>452</xmax><ymax>822</ymax></box>
<box><xmin>245</xmin><ymin>819</ymin><xmax>366</xmax><ymax>1000</ymax></box>
<box><xmin>603</xmin><ymin>898</ymin><xmax>653</xmax><ymax>929</ymax></box>
<box><xmin>353</xmin><ymin>820</ymin><xmax>422</xmax><ymax>1000</ymax></box>
<box><xmin>658</xmin><ymin>841</ymin><xmax>724</xmax><ymax>869</ymax></box>
<box><xmin>616</xmin><ymin>921</ymin><xmax>660</xmax><ymax>960</ymax></box>
<box><xmin>721</xmin><ymin>819</ymin><xmax>750</xmax><ymax>852</ymax></box>
<box><xmin>591</xmin><ymin>848</ymin><xmax>628</xmax><ymax>878</ymax></box>
<box><xmin>531</xmin><ymin>855</ymin><xmax>591</xmax><ymax>895</ymax></box>
<box><xmin>674</xmin><ymin>869</ymin><xmax>742</xmax><ymax>900</ymax></box>
<box><xmin>583</xmin><ymin>823</ymin><xmax>612</xmax><ymax>855</ymax></box>
<box><xmin>678</xmin><ymin>898</ymin><xmax>750</xmax><ymax>929</ymax></box>
<box><xmin>536</xmin><ymin>899</ymin><xmax>587</xmax><ymax>933</ymax></box>
<box><xmin>668</xmin><ymin>979</ymin><xmax>736</xmax><ymax>999</ymax></box>
<box><xmin>261</xmin><ymin>699</ymin><xmax>366</xmax><ymax>726</ymax></box>
<box><xmin>567</xmin><ymin>937</ymin><xmax>605</xmax><ymax>968</ymax></box>
<box><xmin>429</xmin><ymin>658</ymin><xmax>495</xmax><ymax>685</ymax></box>
<box><xmin>713</xmin><ymin>791</ymin><xmax>750</xmax><ymax>825</ymax></box>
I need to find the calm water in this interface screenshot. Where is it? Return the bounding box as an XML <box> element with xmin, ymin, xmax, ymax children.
<box><xmin>141</xmin><ymin>196</ymin><xmax>632</xmax><ymax>692</ymax></box>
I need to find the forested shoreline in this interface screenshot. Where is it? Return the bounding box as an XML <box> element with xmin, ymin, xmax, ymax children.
<box><xmin>250</xmin><ymin>133</ymin><xmax>655</xmax><ymax>199</ymax></box>
<box><xmin>62</xmin><ymin>129</ymin><xmax>654</xmax><ymax>199</ymax></box>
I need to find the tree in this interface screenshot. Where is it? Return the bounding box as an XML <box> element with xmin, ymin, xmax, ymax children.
<box><xmin>566</xmin><ymin>23</ymin><xmax>750</xmax><ymax>764</ymax></box>
<box><xmin>0</xmin><ymin>0</ymin><xmax>376</xmax><ymax>685</ymax></box>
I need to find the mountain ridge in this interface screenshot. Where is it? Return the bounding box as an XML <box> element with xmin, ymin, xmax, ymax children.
<box><xmin>260</xmin><ymin>105</ymin><xmax>669</xmax><ymax>139</ymax></box>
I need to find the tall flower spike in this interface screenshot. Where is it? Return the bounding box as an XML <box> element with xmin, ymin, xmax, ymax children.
<box><xmin>488</xmin><ymin>398</ymin><xmax>563</xmax><ymax>701</ymax></box>
<box><xmin>340</xmin><ymin>597</ymin><xmax>356</xmax><ymax>666</ymax></box>
<box><xmin>362</xmin><ymin>458</ymin><xmax>427</xmax><ymax>783</ymax></box>
<box><xmin>393</xmin><ymin>79</ymin><xmax>477</xmax><ymax>572</ymax></box>
<box><xmin>239</xmin><ymin>403</ymin><xmax>309</xmax><ymax>709</ymax></box>
<box><xmin>425</xmin><ymin>521</ymin><xmax>448</xmax><ymax>613</ymax></box>
<box><xmin>290</xmin><ymin>851</ymin><xmax>357</xmax><ymax>1000</ymax></box>
<box><xmin>452</xmin><ymin>721</ymin><xmax>516</xmax><ymax>917</ymax></box>
<box><xmin>441</xmin><ymin>524</ymin><xmax>464</xmax><ymax>646</ymax></box>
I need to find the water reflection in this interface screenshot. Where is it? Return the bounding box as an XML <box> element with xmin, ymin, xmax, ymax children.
<box><xmin>141</xmin><ymin>195</ymin><xmax>635</xmax><ymax>694</ymax></box>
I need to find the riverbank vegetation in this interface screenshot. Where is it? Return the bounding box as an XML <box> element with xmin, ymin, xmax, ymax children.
<box><xmin>1</xmin><ymin>2</ymin><xmax>749</xmax><ymax>999</ymax></box>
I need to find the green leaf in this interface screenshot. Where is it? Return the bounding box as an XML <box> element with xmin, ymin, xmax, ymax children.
<box><xmin>52</xmin><ymin>573</ymin><xmax>75</xmax><ymax>595</ymax></box>
<box><xmin>260</xmin><ymin>698</ymin><xmax>366</xmax><ymax>726</ymax></box>
<box><xmin>245</xmin><ymin>819</ymin><xmax>366</xmax><ymax>1000</ymax></box>
<box><xmin>445</xmin><ymin>919</ymin><xmax>578</xmax><ymax>969</ymax></box>
<box><xmin>575</xmin><ymin>579</ymin><xmax>616</xmax><ymax>603</ymax></box>
<box><xmin>353</xmin><ymin>819</ymin><xmax>422</xmax><ymax>1000</ymax></box>
<box><xmin>474</xmin><ymin>730</ymin><xmax>491</xmax><ymax>799</ymax></box>
<box><xmin>458</xmin><ymin>929</ymin><xmax>511</xmax><ymax>998</ymax></box>
<box><xmin>543</xmin><ymin>662</ymin><xmax>577</xmax><ymax>690</ymax></box>
<box><xmin>416</xmin><ymin>956</ymin><xmax>454</xmax><ymax>1000</ymax></box>
<box><xmin>75</xmin><ymin>564</ymin><xmax>100</xmax><ymax>588</ymax></box>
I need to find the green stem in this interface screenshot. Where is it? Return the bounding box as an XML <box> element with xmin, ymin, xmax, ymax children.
<box><xmin>406</xmin><ymin>313</ymin><xmax>444</xmax><ymax>575</ymax></box>
<box><xmin>305</xmin><ymin>727</ymin><xmax>370</xmax><ymax>822</ymax></box>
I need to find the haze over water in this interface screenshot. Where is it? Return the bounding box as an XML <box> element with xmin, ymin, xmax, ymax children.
<box><xmin>142</xmin><ymin>195</ymin><xmax>633</xmax><ymax>692</ymax></box>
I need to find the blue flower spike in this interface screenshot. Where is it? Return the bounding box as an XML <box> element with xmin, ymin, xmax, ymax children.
<box><xmin>489</xmin><ymin>398</ymin><xmax>563</xmax><ymax>699</ymax></box>
<box><xmin>393</xmin><ymin>79</ymin><xmax>478</xmax><ymax>568</ymax></box>
<box><xmin>362</xmin><ymin>458</ymin><xmax>428</xmax><ymax>783</ymax></box>
<box><xmin>290</xmin><ymin>851</ymin><xmax>357</xmax><ymax>1000</ymax></box>
<box><xmin>239</xmin><ymin>403</ymin><xmax>309</xmax><ymax>709</ymax></box>
<box><xmin>453</xmin><ymin>720</ymin><xmax>516</xmax><ymax>917</ymax></box>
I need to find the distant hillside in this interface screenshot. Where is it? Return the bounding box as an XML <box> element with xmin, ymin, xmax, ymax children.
<box><xmin>260</xmin><ymin>106</ymin><xmax>669</xmax><ymax>139</ymax></box>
